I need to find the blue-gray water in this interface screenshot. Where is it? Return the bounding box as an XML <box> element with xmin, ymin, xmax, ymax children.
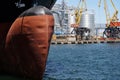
<box><xmin>43</xmin><ymin>43</ymin><xmax>120</xmax><ymax>80</ymax></box>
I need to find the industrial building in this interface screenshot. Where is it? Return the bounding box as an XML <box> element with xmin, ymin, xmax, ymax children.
<box><xmin>51</xmin><ymin>0</ymin><xmax>120</xmax><ymax>41</ymax></box>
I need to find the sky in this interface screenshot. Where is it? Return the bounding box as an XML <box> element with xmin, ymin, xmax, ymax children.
<box><xmin>55</xmin><ymin>0</ymin><xmax>120</xmax><ymax>24</ymax></box>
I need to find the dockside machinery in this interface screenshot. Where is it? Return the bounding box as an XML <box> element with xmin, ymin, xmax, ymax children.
<box><xmin>98</xmin><ymin>0</ymin><xmax>120</xmax><ymax>39</ymax></box>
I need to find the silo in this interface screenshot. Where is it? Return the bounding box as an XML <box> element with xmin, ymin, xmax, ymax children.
<box><xmin>79</xmin><ymin>10</ymin><xmax>95</xmax><ymax>36</ymax></box>
<box><xmin>68</xmin><ymin>10</ymin><xmax>76</xmax><ymax>34</ymax></box>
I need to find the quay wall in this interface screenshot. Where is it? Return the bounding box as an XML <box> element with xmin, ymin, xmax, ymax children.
<box><xmin>51</xmin><ymin>39</ymin><xmax>120</xmax><ymax>44</ymax></box>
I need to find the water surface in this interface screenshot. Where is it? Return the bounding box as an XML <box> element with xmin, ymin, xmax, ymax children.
<box><xmin>43</xmin><ymin>43</ymin><xmax>120</xmax><ymax>80</ymax></box>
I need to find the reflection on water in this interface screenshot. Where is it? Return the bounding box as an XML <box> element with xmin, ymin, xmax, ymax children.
<box><xmin>43</xmin><ymin>43</ymin><xmax>120</xmax><ymax>80</ymax></box>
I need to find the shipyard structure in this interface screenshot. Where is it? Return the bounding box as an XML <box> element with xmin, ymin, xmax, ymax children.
<box><xmin>51</xmin><ymin>0</ymin><xmax>120</xmax><ymax>42</ymax></box>
<box><xmin>51</xmin><ymin>1</ymin><xmax>96</xmax><ymax>41</ymax></box>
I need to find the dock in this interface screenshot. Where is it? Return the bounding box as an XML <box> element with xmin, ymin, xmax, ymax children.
<box><xmin>51</xmin><ymin>39</ymin><xmax>120</xmax><ymax>44</ymax></box>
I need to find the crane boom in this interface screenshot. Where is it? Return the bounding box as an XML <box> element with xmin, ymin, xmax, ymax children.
<box><xmin>71</xmin><ymin>0</ymin><xmax>87</xmax><ymax>27</ymax></box>
<box><xmin>98</xmin><ymin>0</ymin><xmax>120</xmax><ymax>27</ymax></box>
<box><xmin>75</xmin><ymin>0</ymin><xmax>87</xmax><ymax>24</ymax></box>
<box><xmin>110</xmin><ymin>0</ymin><xmax>119</xmax><ymax>22</ymax></box>
<box><xmin>104</xmin><ymin>0</ymin><xmax>111</xmax><ymax>27</ymax></box>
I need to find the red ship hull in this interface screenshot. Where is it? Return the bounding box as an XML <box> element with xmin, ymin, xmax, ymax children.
<box><xmin>0</xmin><ymin>6</ymin><xmax>54</xmax><ymax>80</ymax></box>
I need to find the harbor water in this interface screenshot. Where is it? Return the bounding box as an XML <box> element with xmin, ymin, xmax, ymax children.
<box><xmin>43</xmin><ymin>43</ymin><xmax>120</xmax><ymax>80</ymax></box>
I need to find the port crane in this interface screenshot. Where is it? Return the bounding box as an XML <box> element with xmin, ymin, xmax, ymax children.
<box><xmin>98</xmin><ymin>0</ymin><xmax>120</xmax><ymax>38</ymax></box>
<box><xmin>71</xmin><ymin>0</ymin><xmax>87</xmax><ymax>27</ymax></box>
<box><xmin>71</xmin><ymin>0</ymin><xmax>90</xmax><ymax>40</ymax></box>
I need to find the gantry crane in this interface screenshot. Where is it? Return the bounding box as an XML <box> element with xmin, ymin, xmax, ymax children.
<box><xmin>71</xmin><ymin>0</ymin><xmax>91</xmax><ymax>40</ymax></box>
<box><xmin>71</xmin><ymin>0</ymin><xmax>87</xmax><ymax>27</ymax></box>
<box><xmin>98</xmin><ymin>0</ymin><xmax>120</xmax><ymax>38</ymax></box>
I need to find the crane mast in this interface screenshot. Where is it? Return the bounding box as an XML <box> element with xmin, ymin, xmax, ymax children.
<box><xmin>71</xmin><ymin>0</ymin><xmax>87</xmax><ymax>27</ymax></box>
<box><xmin>98</xmin><ymin>0</ymin><xmax>119</xmax><ymax>27</ymax></box>
<box><xmin>75</xmin><ymin>0</ymin><xmax>87</xmax><ymax>26</ymax></box>
<box><xmin>110</xmin><ymin>0</ymin><xmax>119</xmax><ymax>22</ymax></box>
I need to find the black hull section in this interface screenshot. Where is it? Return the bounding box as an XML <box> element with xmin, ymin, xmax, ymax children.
<box><xmin>0</xmin><ymin>0</ymin><xmax>56</xmax><ymax>22</ymax></box>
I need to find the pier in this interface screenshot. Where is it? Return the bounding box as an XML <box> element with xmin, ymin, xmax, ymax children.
<box><xmin>51</xmin><ymin>34</ymin><xmax>120</xmax><ymax>44</ymax></box>
<box><xmin>51</xmin><ymin>39</ymin><xmax>120</xmax><ymax>44</ymax></box>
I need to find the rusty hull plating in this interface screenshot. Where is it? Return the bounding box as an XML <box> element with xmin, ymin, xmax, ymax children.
<box><xmin>0</xmin><ymin>6</ymin><xmax>54</xmax><ymax>80</ymax></box>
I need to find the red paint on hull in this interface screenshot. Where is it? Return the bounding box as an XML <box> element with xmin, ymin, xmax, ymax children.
<box><xmin>0</xmin><ymin>15</ymin><xmax>54</xmax><ymax>80</ymax></box>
